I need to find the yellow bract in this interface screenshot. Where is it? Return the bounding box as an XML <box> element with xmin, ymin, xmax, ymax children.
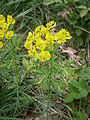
<box><xmin>28</xmin><ymin>46</ymin><xmax>38</xmax><ymax>59</ymax></box>
<box><xmin>0</xmin><ymin>41</ymin><xmax>3</xmax><ymax>48</ymax></box>
<box><xmin>55</xmin><ymin>28</ymin><xmax>72</xmax><ymax>44</ymax></box>
<box><xmin>45</xmin><ymin>32</ymin><xmax>54</xmax><ymax>46</ymax></box>
<box><xmin>0</xmin><ymin>15</ymin><xmax>5</xmax><ymax>23</ymax></box>
<box><xmin>46</xmin><ymin>21</ymin><xmax>56</xmax><ymax>30</ymax></box>
<box><xmin>38</xmin><ymin>50</ymin><xmax>51</xmax><ymax>62</ymax></box>
<box><xmin>1</xmin><ymin>23</ymin><xmax>8</xmax><ymax>32</ymax></box>
<box><xmin>24</xmin><ymin>40</ymin><xmax>32</xmax><ymax>50</ymax></box>
<box><xmin>0</xmin><ymin>14</ymin><xmax>15</xmax><ymax>48</ymax></box>
<box><xmin>0</xmin><ymin>30</ymin><xmax>4</xmax><ymax>40</ymax></box>
<box><xmin>36</xmin><ymin>38</ymin><xmax>46</xmax><ymax>50</ymax></box>
<box><xmin>7</xmin><ymin>15</ymin><xmax>15</xmax><ymax>26</ymax></box>
<box><xmin>24</xmin><ymin>21</ymin><xmax>72</xmax><ymax>62</ymax></box>
<box><xmin>5</xmin><ymin>31</ymin><xmax>14</xmax><ymax>40</ymax></box>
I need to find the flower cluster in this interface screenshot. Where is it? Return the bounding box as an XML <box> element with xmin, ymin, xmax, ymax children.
<box><xmin>24</xmin><ymin>21</ymin><xmax>72</xmax><ymax>62</ymax></box>
<box><xmin>0</xmin><ymin>15</ymin><xmax>15</xmax><ymax>48</ymax></box>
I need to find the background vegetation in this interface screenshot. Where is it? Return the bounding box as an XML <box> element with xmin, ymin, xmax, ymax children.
<box><xmin>0</xmin><ymin>0</ymin><xmax>90</xmax><ymax>120</ymax></box>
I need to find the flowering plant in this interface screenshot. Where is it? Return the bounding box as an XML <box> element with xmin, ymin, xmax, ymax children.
<box><xmin>0</xmin><ymin>15</ymin><xmax>15</xmax><ymax>48</ymax></box>
<box><xmin>24</xmin><ymin>21</ymin><xmax>72</xmax><ymax>62</ymax></box>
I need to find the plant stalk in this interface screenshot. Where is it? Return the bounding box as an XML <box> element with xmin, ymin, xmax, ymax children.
<box><xmin>46</xmin><ymin>56</ymin><xmax>53</xmax><ymax>120</ymax></box>
<box><xmin>10</xmin><ymin>40</ymin><xmax>19</xmax><ymax>109</ymax></box>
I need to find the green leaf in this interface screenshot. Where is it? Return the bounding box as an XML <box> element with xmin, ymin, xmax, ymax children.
<box><xmin>52</xmin><ymin>80</ymin><xmax>66</xmax><ymax>92</ymax></box>
<box><xmin>8</xmin><ymin>83</ymin><xmax>16</xmax><ymax>89</ymax></box>
<box><xmin>69</xmin><ymin>80</ymin><xmax>80</xmax><ymax>89</ymax></box>
<box><xmin>22</xmin><ymin>58</ymin><xmax>29</xmax><ymax>67</ymax></box>
<box><xmin>16</xmin><ymin>8</ymin><xmax>33</xmax><ymax>18</ymax></box>
<box><xmin>22</xmin><ymin>58</ymin><xmax>33</xmax><ymax>70</ymax></box>
<box><xmin>77</xmin><ymin>5</ymin><xmax>87</xmax><ymax>9</ymax></box>
<box><xmin>80</xmin><ymin>67</ymin><xmax>90</xmax><ymax>80</ymax></box>
<box><xmin>74</xmin><ymin>0</ymin><xmax>80</xmax><ymax>2</ymax></box>
<box><xmin>65</xmin><ymin>82</ymin><xmax>79</xmax><ymax>103</ymax></box>
<box><xmin>80</xmin><ymin>9</ymin><xmax>88</xmax><ymax>18</ymax></box>
<box><xmin>69</xmin><ymin>84</ymin><xmax>80</xmax><ymax>99</ymax></box>
<box><xmin>64</xmin><ymin>93</ymin><xmax>74</xmax><ymax>103</ymax></box>
<box><xmin>88</xmin><ymin>7</ymin><xmax>90</xmax><ymax>11</ymax></box>
<box><xmin>79</xmin><ymin>79</ymin><xmax>88</xmax><ymax>98</ymax></box>
<box><xmin>58</xmin><ymin>80</ymin><xmax>66</xmax><ymax>89</ymax></box>
<box><xmin>75</xmin><ymin>111</ymin><xmax>87</xmax><ymax>120</ymax></box>
<box><xmin>75</xmin><ymin>29</ymin><xmax>82</xmax><ymax>36</ymax></box>
<box><xmin>43</xmin><ymin>0</ymin><xmax>62</xmax><ymax>5</ymax></box>
<box><xmin>38</xmin><ymin>79</ymin><xmax>49</xmax><ymax>90</ymax></box>
<box><xmin>65</xmin><ymin>79</ymin><xmax>88</xmax><ymax>103</ymax></box>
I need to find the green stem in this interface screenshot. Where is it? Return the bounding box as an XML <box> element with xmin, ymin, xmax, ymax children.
<box><xmin>46</xmin><ymin>56</ymin><xmax>53</xmax><ymax>120</ymax></box>
<box><xmin>79</xmin><ymin>98</ymin><xmax>81</xmax><ymax>112</ymax></box>
<box><xmin>10</xmin><ymin>40</ymin><xmax>19</xmax><ymax>109</ymax></box>
<box><xmin>46</xmin><ymin>80</ymin><xmax>50</xmax><ymax>120</ymax></box>
<box><xmin>14</xmin><ymin>48</ymin><xmax>19</xmax><ymax>103</ymax></box>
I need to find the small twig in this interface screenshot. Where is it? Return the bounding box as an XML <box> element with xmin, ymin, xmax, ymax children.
<box><xmin>50</xmin><ymin>108</ymin><xmax>58</xmax><ymax>114</ymax></box>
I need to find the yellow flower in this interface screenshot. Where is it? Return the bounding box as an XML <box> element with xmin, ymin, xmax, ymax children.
<box><xmin>34</xmin><ymin>32</ymin><xmax>40</xmax><ymax>39</ymax></box>
<box><xmin>46</xmin><ymin>21</ymin><xmax>56</xmax><ymax>30</ymax></box>
<box><xmin>36</xmin><ymin>38</ymin><xmax>47</xmax><ymax>50</ymax></box>
<box><xmin>55</xmin><ymin>28</ymin><xmax>72</xmax><ymax>44</ymax></box>
<box><xmin>0</xmin><ymin>41</ymin><xmax>3</xmax><ymax>48</ymax></box>
<box><xmin>27</xmin><ymin>32</ymin><xmax>33</xmax><ymax>39</ymax></box>
<box><xmin>34</xmin><ymin>25</ymin><xmax>41</xmax><ymax>34</ymax></box>
<box><xmin>40</xmin><ymin>25</ymin><xmax>48</xmax><ymax>36</ymax></box>
<box><xmin>5</xmin><ymin>31</ymin><xmax>14</xmax><ymax>40</ymax></box>
<box><xmin>0</xmin><ymin>15</ymin><xmax>5</xmax><ymax>23</ymax></box>
<box><xmin>38</xmin><ymin>50</ymin><xmax>51</xmax><ymax>62</ymax></box>
<box><xmin>45</xmin><ymin>32</ymin><xmax>54</xmax><ymax>46</ymax></box>
<box><xmin>0</xmin><ymin>15</ymin><xmax>15</xmax><ymax>47</ymax></box>
<box><xmin>24</xmin><ymin>40</ymin><xmax>32</xmax><ymax>50</ymax></box>
<box><xmin>7</xmin><ymin>15</ymin><xmax>15</xmax><ymax>26</ymax></box>
<box><xmin>1</xmin><ymin>23</ymin><xmax>8</xmax><ymax>32</ymax></box>
<box><xmin>55</xmin><ymin>30</ymin><xmax>66</xmax><ymax>44</ymax></box>
<box><xmin>55</xmin><ymin>33</ymin><xmax>66</xmax><ymax>44</ymax></box>
<box><xmin>0</xmin><ymin>30</ymin><xmax>4</xmax><ymax>40</ymax></box>
<box><xmin>28</xmin><ymin>46</ymin><xmax>38</xmax><ymax>59</ymax></box>
<box><xmin>24</xmin><ymin>21</ymin><xmax>72</xmax><ymax>62</ymax></box>
<box><xmin>65</xmin><ymin>31</ymin><xmax>72</xmax><ymax>39</ymax></box>
<box><xmin>60</xmin><ymin>28</ymin><xmax>72</xmax><ymax>39</ymax></box>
